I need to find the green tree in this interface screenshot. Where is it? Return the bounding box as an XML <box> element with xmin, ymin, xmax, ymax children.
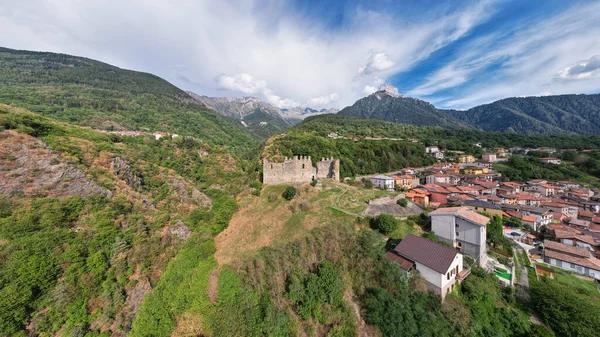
<box><xmin>371</xmin><ymin>214</ymin><xmax>399</xmax><ymax>235</ymax></box>
<box><xmin>282</xmin><ymin>186</ymin><xmax>297</xmax><ymax>200</ymax></box>
<box><xmin>396</xmin><ymin>198</ymin><xmax>408</xmax><ymax>207</ymax></box>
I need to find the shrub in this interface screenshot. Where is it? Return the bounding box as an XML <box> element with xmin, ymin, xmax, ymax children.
<box><xmin>310</xmin><ymin>179</ymin><xmax>318</xmax><ymax>187</ymax></box>
<box><xmin>251</xmin><ymin>180</ymin><xmax>262</xmax><ymax>196</ymax></box>
<box><xmin>282</xmin><ymin>186</ymin><xmax>296</xmax><ymax>200</ymax></box>
<box><xmin>363</xmin><ymin>179</ymin><xmax>373</xmax><ymax>189</ymax></box>
<box><xmin>267</xmin><ymin>193</ymin><xmax>278</xmax><ymax>202</ymax></box>
<box><xmin>396</xmin><ymin>198</ymin><xmax>408</xmax><ymax>207</ymax></box>
<box><xmin>371</xmin><ymin>214</ymin><xmax>399</xmax><ymax>235</ymax></box>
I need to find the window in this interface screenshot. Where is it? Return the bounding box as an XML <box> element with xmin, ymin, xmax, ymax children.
<box><xmin>447</xmin><ymin>272</ymin><xmax>450</xmax><ymax>280</ymax></box>
<box><xmin>455</xmin><ymin>223</ymin><xmax>459</xmax><ymax>228</ymax></box>
<box><xmin>456</xmin><ymin>231</ymin><xmax>459</xmax><ymax>236</ymax></box>
<box><xmin>302</xmin><ymin>164</ymin><xmax>305</xmax><ymax>169</ymax></box>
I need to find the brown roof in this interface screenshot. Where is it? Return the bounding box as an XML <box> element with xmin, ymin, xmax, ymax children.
<box><xmin>429</xmin><ymin>207</ymin><xmax>490</xmax><ymax>226</ymax></box>
<box><xmin>544</xmin><ymin>240</ymin><xmax>590</xmax><ymax>258</ymax></box>
<box><xmin>386</xmin><ymin>251</ymin><xmax>415</xmax><ymax>271</ymax></box>
<box><xmin>544</xmin><ymin>248</ymin><xmax>600</xmax><ymax>271</ymax></box>
<box><xmin>554</xmin><ymin>230</ymin><xmax>596</xmax><ymax>246</ymax></box>
<box><xmin>579</xmin><ymin>209</ymin><xmax>594</xmax><ymax>218</ymax></box>
<box><xmin>393</xmin><ymin>234</ymin><xmax>459</xmax><ymax>274</ymax></box>
<box><xmin>589</xmin><ymin>224</ymin><xmax>600</xmax><ymax>232</ymax></box>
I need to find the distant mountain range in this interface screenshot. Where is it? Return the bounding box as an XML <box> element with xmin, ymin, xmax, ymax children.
<box><xmin>280</xmin><ymin>106</ymin><xmax>339</xmax><ymax>125</ymax></box>
<box><xmin>187</xmin><ymin>92</ymin><xmax>290</xmax><ymax>138</ymax></box>
<box><xmin>187</xmin><ymin>92</ymin><xmax>338</xmax><ymax>136</ymax></box>
<box><xmin>338</xmin><ymin>85</ymin><xmax>600</xmax><ymax>135</ymax></box>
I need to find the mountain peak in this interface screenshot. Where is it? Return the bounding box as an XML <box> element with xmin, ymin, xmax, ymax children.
<box><xmin>376</xmin><ymin>84</ymin><xmax>402</xmax><ymax>98</ymax></box>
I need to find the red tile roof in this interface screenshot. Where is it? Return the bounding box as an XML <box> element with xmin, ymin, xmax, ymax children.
<box><xmin>393</xmin><ymin>234</ymin><xmax>458</xmax><ymax>274</ymax></box>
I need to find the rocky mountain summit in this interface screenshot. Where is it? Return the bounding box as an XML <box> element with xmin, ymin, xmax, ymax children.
<box><xmin>338</xmin><ymin>84</ymin><xmax>464</xmax><ymax>128</ymax></box>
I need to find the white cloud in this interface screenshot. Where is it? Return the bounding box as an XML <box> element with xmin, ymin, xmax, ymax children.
<box><xmin>416</xmin><ymin>2</ymin><xmax>600</xmax><ymax>109</ymax></box>
<box><xmin>557</xmin><ymin>55</ymin><xmax>600</xmax><ymax>81</ymax></box>
<box><xmin>0</xmin><ymin>0</ymin><xmax>495</xmax><ymax>108</ymax></box>
<box><xmin>215</xmin><ymin>73</ymin><xmax>267</xmax><ymax>94</ymax></box>
<box><xmin>216</xmin><ymin>73</ymin><xmax>298</xmax><ymax>108</ymax></box>
<box><xmin>358</xmin><ymin>52</ymin><xmax>396</xmax><ymax>75</ymax></box>
<box><xmin>362</xmin><ymin>85</ymin><xmax>378</xmax><ymax>95</ymax></box>
<box><xmin>307</xmin><ymin>93</ymin><xmax>339</xmax><ymax>106</ymax></box>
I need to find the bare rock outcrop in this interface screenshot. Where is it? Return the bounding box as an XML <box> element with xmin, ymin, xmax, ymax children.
<box><xmin>168</xmin><ymin>220</ymin><xmax>193</xmax><ymax>241</ymax></box>
<box><xmin>0</xmin><ymin>131</ymin><xmax>112</xmax><ymax>198</ymax></box>
<box><xmin>169</xmin><ymin>177</ymin><xmax>212</xmax><ymax>208</ymax></box>
<box><xmin>110</xmin><ymin>157</ymin><xmax>142</xmax><ymax>191</ymax></box>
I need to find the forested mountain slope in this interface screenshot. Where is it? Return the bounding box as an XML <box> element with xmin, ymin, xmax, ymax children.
<box><xmin>0</xmin><ymin>47</ymin><xmax>257</xmax><ymax>150</ymax></box>
<box><xmin>0</xmin><ymin>105</ymin><xmax>251</xmax><ymax>336</ymax></box>
<box><xmin>338</xmin><ymin>85</ymin><xmax>466</xmax><ymax>129</ymax></box>
<box><xmin>446</xmin><ymin>94</ymin><xmax>600</xmax><ymax>135</ymax></box>
<box><xmin>338</xmin><ymin>84</ymin><xmax>600</xmax><ymax>135</ymax></box>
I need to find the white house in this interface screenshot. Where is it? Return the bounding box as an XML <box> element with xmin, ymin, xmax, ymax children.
<box><xmin>370</xmin><ymin>175</ymin><xmax>395</xmax><ymax>190</ymax></box>
<box><xmin>429</xmin><ymin>207</ymin><xmax>490</xmax><ymax>267</ymax></box>
<box><xmin>539</xmin><ymin>157</ymin><xmax>561</xmax><ymax>165</ymax></box>
<box><xmin>426</xmin><ymin>146</ymin><xmax>440</xmax><ymax>154</ymax></box>
<box><xmin>426</xmin><ymin>173</ymin><xmax>451</xmax><ymax>185</ymax></box>
<box><xmin>387</xmin><ymin>234</ymin><xmax>466</xmax><ymax>299</ymax></box>
<box><xmin>482</xmin><ymin>153</ymin><xmax>497</xmax><ymax>162</ymax></box>
<box><xmin>543</xmin><ymin>240</ymin><xmax>600</xmax><ymax>280</ymax></box>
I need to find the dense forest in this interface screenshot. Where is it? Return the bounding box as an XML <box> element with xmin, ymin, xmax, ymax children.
<box><xmin>0</xmin><ymin>47</ymin><xmax>257</xmax><ymax>151</ymax></box>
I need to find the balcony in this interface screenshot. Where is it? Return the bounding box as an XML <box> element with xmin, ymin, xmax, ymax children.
<box><xmin>456</xmin><ymin>268</ymin><xmax>471</xmax><ymax>282</ymax></box>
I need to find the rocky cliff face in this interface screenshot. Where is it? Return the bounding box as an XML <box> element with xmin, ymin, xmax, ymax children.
<box><xmin>0</xmin><ymin>130</ymin><xmax>112</xmax><ymax>198</ymax></box>
<box><xmin>187</xmin><ymin>92</ymin><xmax>284</xmax><ymax>119</ymax></box>
<box><xmin>110</xmin><ymin>157</ymin><xmax>143</xmax><ymax>191</ymax></box>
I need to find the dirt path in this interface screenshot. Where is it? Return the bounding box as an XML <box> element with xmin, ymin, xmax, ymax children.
<box><xmin>514</xmin><ymin>247</ymin><xmax>530</xmax><ymax>303</ymax></box>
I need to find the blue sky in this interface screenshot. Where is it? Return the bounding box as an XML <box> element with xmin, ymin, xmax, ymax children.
<box><xmin>1</xmin><ymin>0</ymin><xmax>600</xmax><ymax>109</ymax></box>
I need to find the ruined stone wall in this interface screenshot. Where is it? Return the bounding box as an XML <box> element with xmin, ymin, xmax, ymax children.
<box><xmin>263</xmin><ymin>156</ymin><xmax>316</xmax><ymax>185</ymax></box>
<box><xmin>263</xmin><ymin>156</ymin><xmax>340</xmax><ymax>185</ymax></box>
<box><xmin>316</xmin><ymin>157</ymin><xmax>340</xmax><ymax>181</ymax></box>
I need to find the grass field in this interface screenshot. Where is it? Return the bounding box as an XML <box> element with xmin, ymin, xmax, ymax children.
<box><xmin>535</xmin><ymin>262</ymin><xmax>599</xmax><ymax>297</ymax></box>
<box><xmin>215</xmin><ymin>181</ymin><xmax>397</xmax><ymax>265</ymax></box>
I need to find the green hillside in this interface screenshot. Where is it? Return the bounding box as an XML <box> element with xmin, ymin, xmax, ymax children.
<box><xmin>0</xmin><ymin>105</ymin><xmax>253</xmax><ymax>336</ymax></box>
<box><xmin>0</xmin><ymin>47</ymin><xmax>257</xmax><ymax>150</ymax></box>
<box><xmin>447</xmin><ymin>94</ymin><xmax>600</xmax><ymax>135</ymax></box>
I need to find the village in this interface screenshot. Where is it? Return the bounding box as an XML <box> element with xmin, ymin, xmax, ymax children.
<box><xmin>366</xmin><ymin>145</ymin><xmax>600</xmax><ymax>299</ymax></box>
<box><xmin>263</xmin><ymin>145</ymin><xmax>600</xmax><ymax>301</ymax></box>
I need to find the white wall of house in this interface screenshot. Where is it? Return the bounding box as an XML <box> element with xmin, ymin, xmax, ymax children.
<box><xmin>441</xmin><ymin>254</ymin><xmax>464</xmax><ymax>289</ymax></box>
<box><xmin>545</xmin><ymin>257</ymin><xmax>600</xmax><ymax>280</ymax></box>
<box><xmin>431</xmin><ymin>214</ymin><xmax>457</xmax><ymax>243</ymax></box>
<box><xmin>371</xmin><ymin>178</ymin><xmax>395</xmax><ymax>190</ymax></box>
<box><xmin>432</xmin><ymin>214</ymin><xmax>487</xmax><ymax>267</ymax></box>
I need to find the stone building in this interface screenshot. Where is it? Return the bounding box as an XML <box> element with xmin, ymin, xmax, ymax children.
<box><xmin>263</xmin><ymin>156</ymin><xmax>340</xmax><ymax>185</ymax></box>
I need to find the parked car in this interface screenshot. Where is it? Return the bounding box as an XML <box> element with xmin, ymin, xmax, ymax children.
<box><xmin>510</xmin><ymin>232</ymin><xmax>521</xmax><ymax>237</ymax></box>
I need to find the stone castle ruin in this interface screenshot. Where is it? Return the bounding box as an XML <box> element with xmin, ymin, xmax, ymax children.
<box><xmin>263</xmin><ymin>156</ymin><xmax>340</xmax><ymax>185</ymax></box>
